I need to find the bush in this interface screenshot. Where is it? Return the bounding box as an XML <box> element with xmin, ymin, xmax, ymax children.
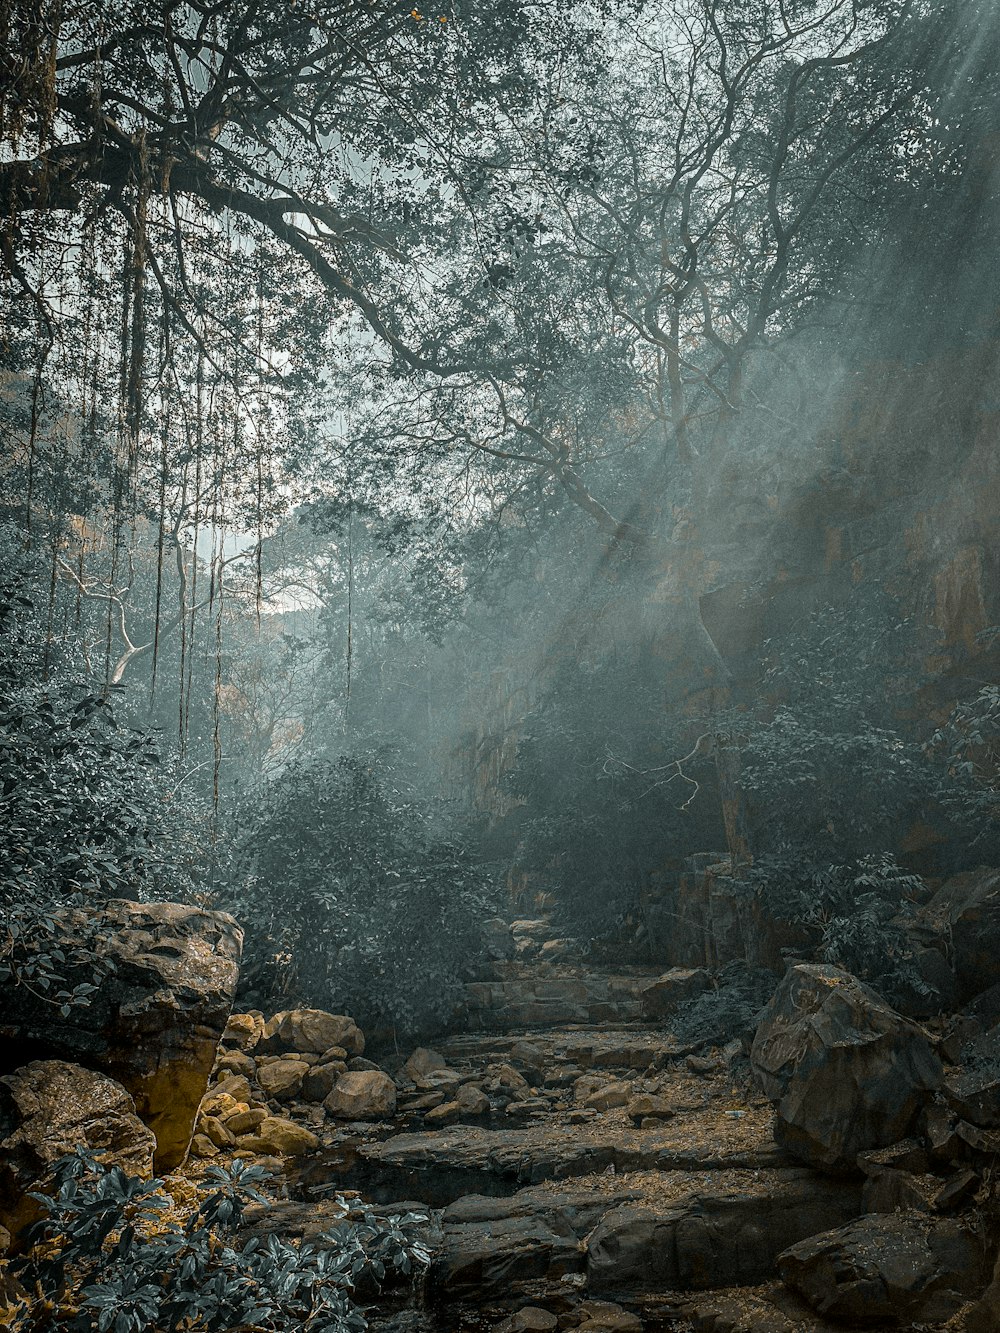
<box><xmin>737</xmin><ymin>849</ymin><xmax>930</xmax><ymax>1008</ymax></box>
<box><xmin>0</xmin><ymin>532</ymin><xmax>211</xmax><ymax>1012</ymax></box>
<box><xmin>6</xmin><ymin>1151</ymin><xmax>429</xmax><ymax>1333</ymax></box>
<box><xmin>229</xmin><ymin>754</ymin><xmax>497</xmax><ymax>1038</ymax></box>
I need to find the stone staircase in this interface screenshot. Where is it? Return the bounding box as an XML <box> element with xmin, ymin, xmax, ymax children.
<box><xmin>277</xmin><ymin>921</ymin><xmax>861</xmax><ymax>1332</ymax></box>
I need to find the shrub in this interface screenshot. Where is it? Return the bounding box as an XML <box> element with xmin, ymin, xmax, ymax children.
<box><xmin>7</xmin><ymin>1151</ymin><xmax>430</xmax><ymax>1333</ymax></box>
<box><xmin>229</xmin><ymin>754</ymin><xmax>497</xmax><ymax>1037</ymax></box>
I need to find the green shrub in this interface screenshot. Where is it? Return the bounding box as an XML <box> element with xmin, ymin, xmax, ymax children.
<box><xmin>7</xmin><ymin>1151</ymin><xmax>430</xmax><ymax>1333</ymax></box>
<box><xmin>229</xmin><ymin>754</ymin><xmax>497</xmax><ymax>1037</ymax></box>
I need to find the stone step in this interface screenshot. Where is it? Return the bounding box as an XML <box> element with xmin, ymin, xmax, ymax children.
<box><xmin>462</xmin><ymin>976</ymin><xmax>649</xmax><ymax>1031</ymax></box>
<box><xmin>296</xmin><ymin>1098</ymin><xmax>786</xmax><ymax>1206</ymax></box>
<box><xmin>432</xmin><ymin>1168</ymin><xmax>863</xmax><ymax>1302</ymax></box>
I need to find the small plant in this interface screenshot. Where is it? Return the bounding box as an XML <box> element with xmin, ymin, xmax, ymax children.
<box><xmin>8</xmin><ymin>1151</ymin><xmax>431</xmax><ymax>1333</ymax></box>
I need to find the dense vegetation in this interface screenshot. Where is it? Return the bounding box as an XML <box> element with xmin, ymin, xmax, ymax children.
<box><xmin>2</xmin><ymin>0</ymin><xmax>1000</xmax><ymax>1034</ymax></box>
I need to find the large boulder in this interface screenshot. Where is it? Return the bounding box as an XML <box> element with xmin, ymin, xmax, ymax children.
<box><xmin>0</xmin><ymin>1060</ymin><xmax>156</xmax><ymax>1241</ymax></box>
<box><xmin>274</xmin><ymin>1009</ymin><xmax>364</xmax><ymax>1056</ymax></box>
<box><xmin>324</xmin><ymin>1070</ymin><xmax>397</xmax><ymax>1120</ymax></box>
<box><xmin>0</xmin><ymin>900</ymin><xmax>242</xmax><ymax>1171</ymax></box>
<box><xmin>751</xmin><ymin>964</ymin><xmax>942</xmax><ymax>1171</ymax></box>
<box><xmin>918</xmin><ymin>867</ymin><xmax>1000</xmax><ymax>1001</ymax></box>
<box><xmin>778</xmin><ymin>1210</ymin><xmax>988</xmax><ymax>1324</ymax></box>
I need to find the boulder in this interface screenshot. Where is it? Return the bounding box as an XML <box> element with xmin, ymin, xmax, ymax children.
<box><xmin>222</xmin><ymin>1012</ymin><xmax>263</xmax><ymax>1051</ymax></box>
<box><xmin>241</xmin><ymin>1116</ymin><xmax>320</xmax><ymax>1157</ymax></box>
<box><xmin>301</xmin><ymin>1061</ymin><xmax>347</xmax><ymax>1102</ymax></box>
<box><xmin>0</xmin><ymin>900</ymin><xmax>242</xmax><ymax>1170</ymax></box>
<box><xmin>226</xmin><ymin>1108</ymin><xmax>268</xmax><ymax>1136</ymax></box>
<box><xmin>751</xmin><ymin>964</ymin><xmax>942</xmax><ymax>1171</ymax></box>
<box><xmin>626</xmin><ymin>1094</ymin><xmax>674</xmax><ymax>1124</ymax></box>
<box><xmin>275</xmin><ymin>1009</ymin><xmax>364</xmax><ymax>1056</ymax></box>
<box><xmin>324</xmin><ymin>1070</ymin><xmax>397</xmax><ymax>1120</ymax></box>
<box><xmin>918</xmin><ymin>867</ymin><xmax>1000</xmax><ymax>1001</ymax></box>
<box><xmin>403</xmin><ymin>1047</ymin><xmax>448</xmax><ymax>1082</ymax></box>
<box><xmin>639</xmin><ymin>968</ymin><xmax>712</xmax><ymax>1021</ymax></box>
<box><xmin>0</xmin><ymin>1060</ymin><xmax>156</xmax><ymax>1240</ymax></box>
<box><xmin>456</xmin><ymin>1084</ymin><xmax>491</xmax><ymax>1116</ymax></box>
<box><xmin>584</xmin><ymin>1083</ymin><xmax>632</xmax><ymax>1113</ymax></box>
<box><xmin>777</xmin><ymin>1210</ymin><xmax>988</xmax><ymax>1324</ymax></box>
<box><xmin>256</xmin><ymin>1058</ymin><xmax>309</xmax><ymax>1101</ymax></box>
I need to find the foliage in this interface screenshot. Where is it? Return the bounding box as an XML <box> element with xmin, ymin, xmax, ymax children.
<box><xmin>0</xmin><ymin>529</ymin><xmax>212</xmax><ymax>1010</ymax></box>
<box><xmin>7</xmin><ymin>1151</ymin><xmax>430</xmax><ymax>1333</ymax></box>
<box><xmin>736</xmin><ymin>849</ymin><xmax>931</xmax><ymax>1007</ymax></box>
<box><xmin>670</xmin><ymin>962</ymin><xmax>777</xmax><ymax>1050</ymax></box>
<box><xmin>228</xmin><ymin>753</ymin><xmax>497</xmax><ymax>1037</ymax></box>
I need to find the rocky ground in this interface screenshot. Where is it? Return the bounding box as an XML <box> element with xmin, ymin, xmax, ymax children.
<box><xmin>4</xmin><ymin>898</ymin><xmax>1000</xmax><ymax>1331</ymax></box>
<box><xmin>175</xmin><ymin>919</ymin><xmax>1000</xmax><ymax>1332</ymax></box>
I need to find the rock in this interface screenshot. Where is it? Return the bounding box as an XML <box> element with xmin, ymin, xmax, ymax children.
<box><xmin>572</xmin><ymin>1302</ymin><xmax>642</xmax><ymax>1333</ymax></box>
<box><xmin>777</xmin><ymin>1210</ymin><xmax>988</xmax><ymax>1324</ymax></box>
<box><xmin>433</xmin><ymin>1192</ymin><xmax>585</xmax><ymax>1298</ymax></box>
<box><xmin>509</xmin><ymin>1040</ymin><xmax>547</xmax><ymax>1073</ymax></box>
<box><xmin>510</xmin><ymin>1307</ymin><xmax>558</xmax><ymax>1332</ymax></box>
<box><xmin>242</xmin><ymin>1116</ymin><xmax>319</xmax><ymax>1157</ymax></box>
<box><xmin>415</xmin><ymin>1069</ymin><xmax>464</xmax><ymax>1094</ymax></box>
<box><xmin>639</xmin><ymin>968</ymin><xmax>712</xmax><ymax>1021</ymax></box>
<box><xmin>966</xmin><ymin>1250</ymin><xmax>1000</xmax><ymax>1333</ymax></box>
<box><xmin>348</xmin><ymin>1057</ymin><xmax>381</xmax><ymax>1073</ymax></box>
<box><xmin>301</xmin><ymin>1062</ymin><xmax>347</xmax><ymax>1102</ymax></box>
<box><xmin>212</xmin><ymin>1073</ymin><xmax>254</xmax><ymax>1104</ymax></box>
<box><xmin>214</xmin><ymin>1050</ymin><xmax>256</xmax><ymax>1079</ymax></box>
<box><xmin>482</xmin><ymin>917</ymin><xmax>517</xmax><ymax>961</ymax></box>
<box><xmin>275</xmin><ymin>1010</ymin><xmax>364</xmax><ymax>1057</ymax></box>
<box><xmin>0</xmin><ymin>900</ymin><xmax>242</xmax><ymax>1170</ymax></box>
<box><xmin>486</xmin><ymin>1063</ymin><xmax>533</xmax><ymax>1100</ymax></box>
<box><xmin>256</xmin><ymin>1059</ymin><xmax>309</xmax><ymax>1101</ymax></box>
<box><xmin>324</xmin><ymin>1071</ymin><xmax>397</xmax><ymax>1121</ymax></box>
<box><xmin>942</xmin><ymin>1025</ymin><xmax>1000</xmax><ymax>1127</ymax></box>
<box><xmin>456</xmin><ymin>1084</ymin><xmax>491</xmax><ymax>1116</ymax></box>
<box><xmin>751</xmin><ymin>964</ymin><xmax>942</xmax><ymax>1171</ymax></box>
<box><xmin>685</xmin><ymin>1054</ymin><xmax>720</xmax><ymax>1076</ymax></box>
<box><xmin>586</xmin><ymin>1169</ymin><xmax>863</xmax><ymax>1295</ymax></box>
<box><xmin>626</xmin><ymin>1094</ymin><xmax>674</xmax><ymax>1124</ymax></box>
<box><xmin>584</xmin><ymin>1083</ymin><xmax>632</xmax><ymax>1112</ymax></box>
<box><xmin>190</xmin><ymin>1133</ymin><xmax>219</xmax><ymax>1158</ymax></box>
<box><xmin>919</xmin><ymin>867</ymin><xmax>1000</xmax><ymax>1001</ymax></box>
<box><xmin>221</xmin><ymin>1013</ymin><xmax>263</xmax><ymax>1051</ymax></box>
<box><xmin>226</xmin><ymin>1108</ymin><xmax>268</xmax><ymax>1136</ymax></box>
<box><xmin>539</xmin><ymin>939</ymin><xmax>578</xmax><ymax>963</ymax></box>
<box><xmin>198</xmin><ymin>1115</ymin><xmax>235</xmax><ymax>1149</ymax></box>
<box><xmin>403</xmin><ymin>1048</ymin><xmax>448</xmax><ymax>1081</ymax></box>
<box><xmin>0</xmin><ymin>1061</ymin><xmax>156</xmax><ymax>1240</ymax></box>
<box><xmin>425</xmin><ymin>1101</ymin><xmax>463</xmax><ymax>1127</ymax></box>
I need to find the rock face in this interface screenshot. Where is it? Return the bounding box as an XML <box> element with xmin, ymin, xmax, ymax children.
<box><xmin>778</xmin><ymin>1210</ymin><xmax>988</xmax><ymax>1324</ymax></box>
<box><xmin>0</xmin><ymin>900</ymin><xmax>242</xmax><ymax>1170</ymax></box>
<box><xmin>751</xmin><ymin>964</ymin><xmax>942</xmax><ymax>1172</ymax></box>
<box><xmin>0</xmin><ymin>1060</ymin><xmax>156</xmax><ymax>1240</ymax></box>
<box><xmin>918</xmin><ymin>867</ymin><xmax>1000</xmax><ymax>1001</ymax></box>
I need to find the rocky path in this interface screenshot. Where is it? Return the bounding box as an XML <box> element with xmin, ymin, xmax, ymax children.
<box><xmin>210</xmin><ymin>923</ymin><xmax>871</xmax><ymax>1332</ymax></box>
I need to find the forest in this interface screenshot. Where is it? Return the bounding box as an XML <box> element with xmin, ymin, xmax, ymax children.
<box><xmin>2</xmin><ymin>0</ymin><xmax>1000</xmax><ymax>1329</ymax></box>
